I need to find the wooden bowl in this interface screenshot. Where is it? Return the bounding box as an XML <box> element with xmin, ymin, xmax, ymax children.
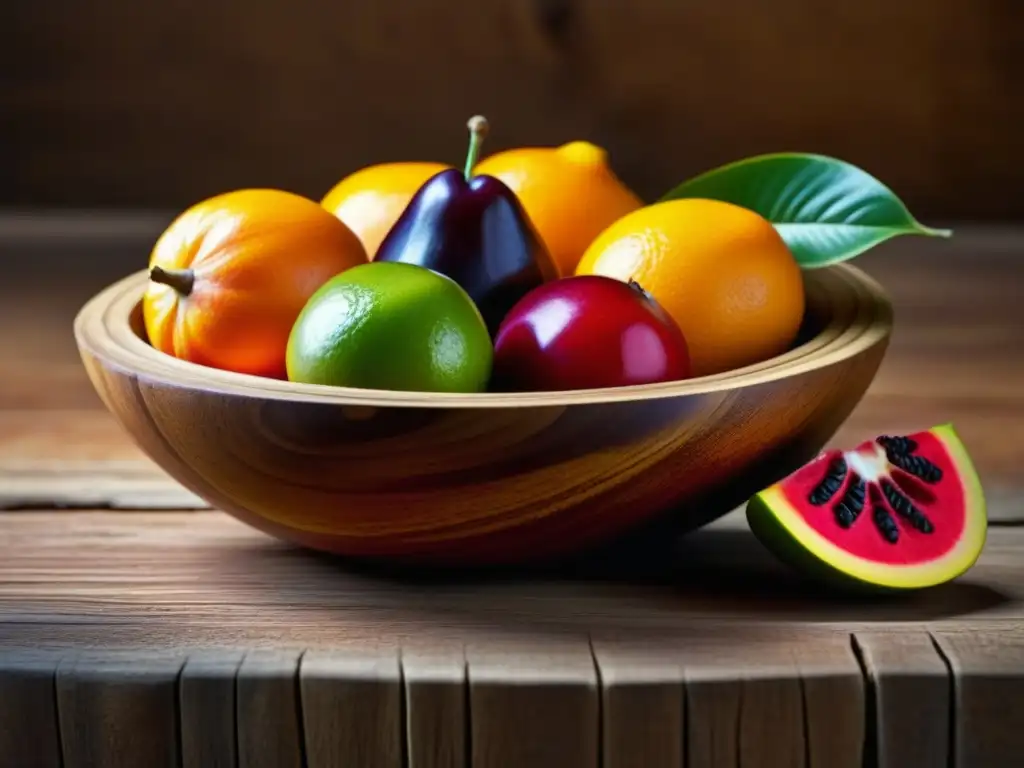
<box><xmin>74</xmin><ymin>265</ymin><xmax>892</xmax><ymax>566</ymax></box>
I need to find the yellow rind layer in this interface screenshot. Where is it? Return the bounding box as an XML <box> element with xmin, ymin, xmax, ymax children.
<box><xmin>746</xmin><ymin>423</ymin><xmax>987</xmax><ymax>590</ymax></box>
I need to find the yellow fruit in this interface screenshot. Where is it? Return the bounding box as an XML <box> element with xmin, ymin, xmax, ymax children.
<box><xmin>473</xmin><ymin>141</ymin><xmax>642</xmax><ymax>277</ymax></box>
<box><xmin>321</xmin><ymin>162</ymin><xmax>451</xmax><ymax>258</ymax></box>
<box><xmin>576</xmin><ymin>198</ymin><xmax>805</xmax><ymax>377</ymax></box>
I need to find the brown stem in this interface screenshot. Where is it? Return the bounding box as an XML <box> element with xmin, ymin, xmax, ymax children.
<box><xmin>627</xmin><ymin>278</ymin><xmax>652</xmax><ymax>301</ymax></box>
<box><xmin>150</xmin><ymin>265</ymin><xmax>195</xmax><ymax>296</ymax></box>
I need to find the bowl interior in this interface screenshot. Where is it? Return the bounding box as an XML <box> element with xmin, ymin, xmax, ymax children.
<box><xmin>80</xmin><ymin>265</ymin><xmax>892</xmax><ymax>408</ymax></box>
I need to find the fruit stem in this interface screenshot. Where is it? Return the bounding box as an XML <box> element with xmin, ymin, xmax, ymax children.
<box><xmin>627</xmin><ymin>278</ymin><xmax>652</xmax><ymax>300</ymax></box>
<box><xmin>463</xmin><ymin>115</ymin><xmax>490</xmax><ymax>180</ymax></box>
<box><xmin>149</xmin><ymin>265</ymin><xmax>195</xmax><ymax>296</ymax></box>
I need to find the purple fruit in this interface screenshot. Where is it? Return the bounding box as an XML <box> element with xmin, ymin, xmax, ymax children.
<box><xmin>375</xmin><ymin>116</ymin><xmax>557</xmax><ymax>337</ymax></box>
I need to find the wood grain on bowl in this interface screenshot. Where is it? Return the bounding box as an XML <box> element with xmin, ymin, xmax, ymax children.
<box><xmin>73</xmin><ymin>266</ymin><xmax>891</xmax><ymax>565</ymax></box>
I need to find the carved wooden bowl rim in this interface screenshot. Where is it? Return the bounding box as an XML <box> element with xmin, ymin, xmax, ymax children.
<box><xmin>74</xmin><ymin>266</ymin><xmax>892</xmax><ymax>409</ymax></box>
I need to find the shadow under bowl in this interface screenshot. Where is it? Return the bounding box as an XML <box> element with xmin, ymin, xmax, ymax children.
<box><xmin>73</xmin><ymin>265</ymin><xmax>892</xmax><ymax>566</ymax></box>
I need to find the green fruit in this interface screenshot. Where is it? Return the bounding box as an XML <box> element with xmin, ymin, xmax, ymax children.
<box><xmin>286</xmin><ymin>261</ymin><xmax>493</xmax><ymax>393</ymax></box>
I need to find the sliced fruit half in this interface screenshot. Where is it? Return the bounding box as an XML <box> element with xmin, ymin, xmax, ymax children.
<box><xmin>746</xmin><ymin>424</ymin><xmax>987</xmax><ymax>591</ymax></box>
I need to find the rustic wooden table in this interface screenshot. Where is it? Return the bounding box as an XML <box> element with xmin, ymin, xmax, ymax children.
<box><xmin>0</xmin><ymin>215</ymin><xmax>1022</xmax><ymax>768</ymax></box>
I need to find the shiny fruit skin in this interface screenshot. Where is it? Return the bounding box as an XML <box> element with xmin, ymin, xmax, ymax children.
<box><xmin>576</xmin><ymin>198</ymin><xmax>805</xmax><ymax>377</ymax></box>
<box><xmin>143</xmin><ymin>188</ymin><xmax>368</xmax><ymax>379</ymax></box>
<box><xmin>286</xmin><ymin>261</ymin><xmax>493</xmax><ymax>394</ymax></box>
<box><xmin>321</xmin><ymin>162</ymin><xmax>452</xmax><ymax>258</ymax></box>
<box><xmin>491</xmin><ymin>275</ymin><xmax>691</xmax><ymax>392</ymax></box>
<box><xmin>374</xmin><ymin>169</ymin><xmax>558</xmax><ymax>338</ymax></box>
<box><xmin>473</xmin><ymin>141</ymin><xmax>643</xmax><ymax>277</ymax></box>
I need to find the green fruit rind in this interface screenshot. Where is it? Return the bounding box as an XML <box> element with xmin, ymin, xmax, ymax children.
<box><xmin>745</xmin><ymin>423</ymin><xmax>987</xmax><ymax>592</ymax></box>
<box><xmin>658</xmin><ymin>152</ymin><xmax>951</xmax><ymax>269</ymax></box>
<box><xmin>286</xmin><ymin>262</ymin><xmax>493</xmax><ymax>394</ymax></box>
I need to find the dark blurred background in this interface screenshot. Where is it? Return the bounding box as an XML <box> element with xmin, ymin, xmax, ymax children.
<box><xmin>3</xmin><ymin>0</ymin><xmax>1022</xmax><ymax>220</ymax></box>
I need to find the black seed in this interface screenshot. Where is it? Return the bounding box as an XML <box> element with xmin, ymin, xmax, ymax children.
<box><xmin>831</xmin><ymin>472</ymin><xmax>866</xmax><ymax>530</ymax></box>
<box><xmin>878</xmin><ymin>435</ymin><xmax>943</xmax><ymax>484</ymax></box>
<box><xmin>810</xmin><ymin>456</ymin><xmax>848</xmax><ymax>505</ymax></box>
<box><xmin>881</xmin><ymin>479</ymin><xmax>935</xmax><ymax>534</ymax></box>
<box><xmin>891</xmin><ymin>470</ymin><xmax>938</xmax><ymax>505</ymax></box>
<box><xmin>846</xmin><ymin>474</ymin><xmax>867</xmax><ymax>508</ymax></box>
<box><xmin>887</xmin><ymin>450</ymin><xmax>943</xmax><ymax>484</ymax></box>
<box><xmin>834</xmin><ymin>503</ymin><xmax>855</xmax><ymax>528</ymax></box>
<box><xmin>877</xmin><ymin>435</ymin><xmax>918</xmax><ymax>456</ymax></box>
<box><xmin>881</xmin><ymin>480</ymin><xmax>911</xmax><ymax>515</ymax></box>
<box><xmin>872</xmin><ymin>502</ymin><xmax>900</xmax><ymax>543</ymax></box>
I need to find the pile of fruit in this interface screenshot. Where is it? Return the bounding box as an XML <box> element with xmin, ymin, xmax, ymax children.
<box><xmin>138</xmin><ymin>128</ymin><xmax>993</xmax><ymax>594</ymax></box>
<box><xmin>143</xmin><ymin>115</ymin><xmax>946</xmax><ymax>394</ymax></box>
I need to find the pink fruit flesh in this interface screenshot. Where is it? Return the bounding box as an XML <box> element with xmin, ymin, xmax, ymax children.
<box><xmin>780</xmin><ymin>431</ymin><xmax>965</xmax><ymax>565</ymax></box>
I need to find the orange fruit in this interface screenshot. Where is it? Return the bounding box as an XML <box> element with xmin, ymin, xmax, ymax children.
<box><xmin>321</xmin><ymin>162</ymin><xmax>452</xmax><ymax>258</ymax></box>
<box><xmin>473</xmin><ymin>141</ymin><xmax>643</xmax><ymax>277</ymax></box>
<box><xmin>576</xmin><ymin>198</ymin><xmax>805</xmax><ymax>377</ymax></box>
<box><xmin>143</xmin><ymin>188</ymin><xmax>368</xmax><ymax>379</ymax></box>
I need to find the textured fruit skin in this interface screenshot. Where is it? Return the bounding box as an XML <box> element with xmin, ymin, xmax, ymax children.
<box><xmin>286</xmin><ymin>261</ymin><xmax>493</xmax><ymax>394</ymax></box>
<box><xmin>576</xmin><ymin>198</ymin><xmax>805</xmax><ymax>377</ymax></box>
<box><xmin>375</xmin><ymin>169</ymin><xmax>558</xmax><ymax>337</ymax></box>
<box><xmin>491</xmin><ymin>275</ymin><xmax>691</xmax><ymax>392</ymax></box>
<box><xmin>474</xmin><ymin>141</ymin><xmax>643</xmax><ymax>277</ymax></box>
<box><xmin>321</xmin><ymin>162</ymin><xmax>452</xmax><ymax>258</ymax></box>
<box><xmin>143</xmin><ymin>189</ymin><xmax>368</xmax><ymax>379</ymax></box>
<box><xmin>746</xmin><ymin>424</ymin><xmax>987</xmax><ymax>592</ymax></box>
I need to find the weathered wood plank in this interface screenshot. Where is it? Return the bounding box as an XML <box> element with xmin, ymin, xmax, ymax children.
<box><xmin>402</xmin><ymin>646</ymin><xmax>468</xmax><ymax>768</ymax></box>
<box><xmin>798</xmin><ymin>640</ymin><xmax>865</xmax><ymax>768</ymax></box>
<box><xmin>0</xmin><ymin>463</ymin><xmax>208</xmax><ymax>510</ymax></box>
<box><xmin>0</xmin><ymin>650</ymin><xmax>65</xmax><ymax>768</ymax></box>
<box><xmin>683</xmin><ymin>645</ymin><xmax>805</xmax><ymax>768</ymax></box>
<box><xmin>55</xmin><ymin>651</ymin><xmax>184</xmax><ymax>768</ymax></box>
<box><xmin>468</xmin><ymin>638</ymin><xmax>599</xmax><ymax>768</ymax></box>
<box><xmin>300</xmin><ymin>649</ymin><xmax>404</xmax><ymax>768</ymax></box>
<box><xmin>933</xmin><ymin>629</ymin><xmax>1024</xmax><ymax>768</ymax></box>
<box><xmin>592</xmin><ymin>639</ymin><xmax>684</xmax><ymax>768</ymax></box>
<box><xmin>0</xmin><ymin>510</ymin><xmax>1023</xmax><ymax>643</ymax></box>
<box><xmin>236</xmin><ymin>650</ymin><xmax>305</xmax><ymax>768</ymax></box>
<box><xmin>853</xmin><ymin>631</ymin><xmax>950</xmax><ymax>768</ymax></box>
<box><xmin>594</xmin><ymin>633</ymin><xmax>864</xmax><ymax>768</ymax></box>
<box><xmin>179</xmin><ymin>650</ymin><xmax>244</xmax><ymax>768</ymax></box>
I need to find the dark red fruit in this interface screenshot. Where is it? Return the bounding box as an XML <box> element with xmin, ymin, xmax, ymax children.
<box><xmin>491</xmin><ymin>275</ymin><xmax>691</xmax><ymax>392</ymax></box>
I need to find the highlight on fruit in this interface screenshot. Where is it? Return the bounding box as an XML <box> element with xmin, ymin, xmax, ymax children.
<box><xmin>137</xmin><ymin>113</ymin><xmax>947</xmax><ymax>395</ymax></box>
<box><xmin>745</xmin><ymin>424</ymin><xmax>987</xmax><ymax>591</ymax></box>
<box><xmin>491</xmin><ymin>275</ymin><xmax>691</xmax><ymax>392</ymax></box>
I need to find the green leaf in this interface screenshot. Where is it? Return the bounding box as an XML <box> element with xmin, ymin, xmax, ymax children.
<box><xmin>658</xmin><ymin>153</ymin><xmax>951</xmax><ymax>268</ymax></box>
